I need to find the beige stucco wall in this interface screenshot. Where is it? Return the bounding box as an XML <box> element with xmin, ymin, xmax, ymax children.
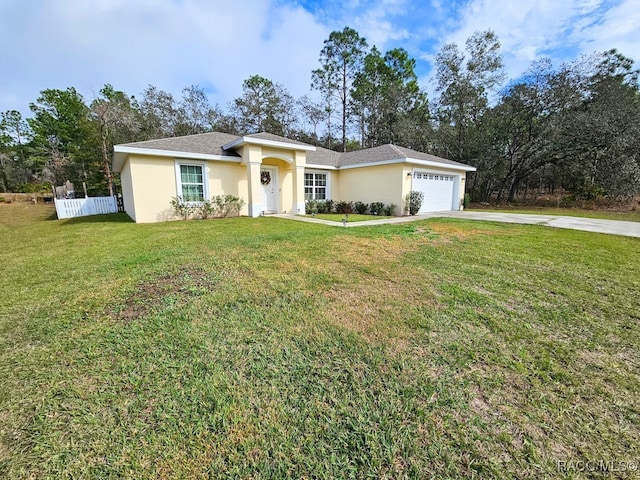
<box><xmin>334</xmin><ymin>163</ymin><xmax>469</xmax><ymax>215</ymax></box>
<box><xmin>124</xmin><ymin>154</ymin><xmax>246</xmax><ymax>223</ymax></box>
<box><xmin>327</xmin><ymin>170</ymin><xmax>340</xmax><ymax>200</ymax></box>
<box><xmin>336</xmin><ymin>164</ymin><xmax>406</xmax><ymax>215</ymax></box>
<box><xmin>119</xmin><ymin>158</ymin><xmax>136</xmax><ymax>221</ymax></box>
<box><xmin>126</xmin><ymin>155</ymin><xmax>176</xmax><ymax>223</ymax></box>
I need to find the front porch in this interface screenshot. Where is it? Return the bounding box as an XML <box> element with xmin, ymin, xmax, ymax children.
<box><xmin>222</xmin><ymin>135</ymin><xmax>315</xmax><ymax>217</ymax></box>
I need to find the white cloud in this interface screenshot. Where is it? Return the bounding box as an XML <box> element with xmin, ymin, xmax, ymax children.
<box><xmin>2</xmin><ymin>0</ymin><xmax>638</xmax><ymax>120</ymax></box>
<box><xmin>353</xmin><ymin>9</ymin><xmax>411</xmax><ymax>47</ymax></box>
<box><xmin>0</xmin><ymin>0</ymin><xmax>329</xmax><ymax>115</ymax></box>
<box><xmin>571</xmin><ymin>0</ymin><xmax>640</xmax><ymax>58</ymax></box>
<box><xmin>432</xmin><ymin>0</ymin><xmax>640</xmax><ymax>81</ymax></box>
<box><xmin>312</xmin><ymin>0</ymin><xmax>412</xmax><ymax>49</ymax></box>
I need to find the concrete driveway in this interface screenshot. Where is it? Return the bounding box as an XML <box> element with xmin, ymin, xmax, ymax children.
<box><xmin>435</xmin><ymin>211</ymin><xmax>640</xmax><ymax>238</ymax></box>
<box><xmin>274</xmin><ymin>211</ymin><xmax>640</xmax><ymax>238</ymax></box>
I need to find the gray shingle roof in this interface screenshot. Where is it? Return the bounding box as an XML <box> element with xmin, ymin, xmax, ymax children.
<box><xmin>339</xmin><ymin>144</ymin><xmax>472</xmax><ymax>168</ymax></box>
<box><xmin>120</xmin><ymin>132</ymin><xmax>241</xmax><ymax>157</ymax></box>
<box><xmin>117</xmin><ymin>132</ymin><xmax>472</xmax><ymax>169</ymax></box>
<box><xmin>306</xmin><ymin>146</ymin><xmax>341</xmax><ymax>166</ymax></box>
<box><xmin>245</xmin><ymin>132</ymin><xmax>312</xmax><ymax>146</ymax></box>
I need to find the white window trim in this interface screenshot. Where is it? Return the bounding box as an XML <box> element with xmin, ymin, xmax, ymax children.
<box><xmin>175</xmin><ymin>160</ymin><xmax>209</xmax><ymax>203</ymax></box>
<box><xmin>304</xmin><ymin>169</ymin><xmax>331</xmax><ymax>200</ymax></box>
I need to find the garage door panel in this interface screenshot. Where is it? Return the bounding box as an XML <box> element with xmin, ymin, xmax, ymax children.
<box><xmin>413</xmin><ymin>172</ymin><xmax>456</xmax><ymax>213</ymax></box>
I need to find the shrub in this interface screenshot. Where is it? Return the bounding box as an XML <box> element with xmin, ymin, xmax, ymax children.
<box><xmin>315</xmin><ymin>199</ymin><xmax>334</xmax><ymax>213</ymax></box>
<box><xmin>212</xmin><ymin>195</ymin><xmax>245</xmax><ymax>217</ymax></box>
<box><xmin>305</xmin><ymin>199</ymin><xmax>318</xmax><ymax>214</ymax></box>
<box><xmin>170</xmin><ymin>196</ymin><xmax>196</xmax><ymax>220</ymax></box>
<box><xmin>197</xmin><ymin>200</ymin><xmax>216</xmax><ymax>219</ymax></box>
<box><xmin>354</xmin><ymin>201</ymin><xmax>368</xmax><ymax>214</ymax></box>
<box><xmin>462</xmin><ymin>193</ymin><xmax>471</xmax><ymax>209</ymax></box>
<box><xmin>171</xmin><ymin>195</ymin><xmax>244</xmax><ymax>220</ymax></box>
<box><xmin>383</xmin><ymin>203</ymin><xmax>396</xmax><ymax>216</ymax></box>
<box><xmin>569</xmin><ymin>183</ymin><xmax>606</xmax><ymax>201</ymax></box>
<box><xmin>324</xmin><ymin>199</ymin><xmax>335</xmax><ymax>213</ymax></box>
<box><xmin>17</xmin><ymin>182</ymin><xmax>52</xmax><ymax>194</ymax></box>
<box><xmin>369</xmin><ymin>202</ymin><xmax>384</xmax><ymax>215</ymax></box>
<box><xmin>335</xmin><ymin>200</ymin><xmax>353</xmax><ymax>214</ymax></box>
<box><xmin>405</xmin><ymin>191</ymin><xmax>424</xmax><ymax>215</ymax></box>
<box><xmin>0</xmin><ymin>197</ymin><xmax>6</xmax><ymax>203</ymax></box>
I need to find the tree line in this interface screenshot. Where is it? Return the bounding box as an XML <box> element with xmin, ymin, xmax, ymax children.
<box><xmin>1</xmin><ymin>27</ymin><xmax>639</xmax><ymax>202</ymax></box>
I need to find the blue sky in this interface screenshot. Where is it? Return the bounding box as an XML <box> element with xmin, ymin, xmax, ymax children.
<box><xmin>1</xmin><ymin>0</ymin><xmax>638</xmax><ymax>118</ymax></box>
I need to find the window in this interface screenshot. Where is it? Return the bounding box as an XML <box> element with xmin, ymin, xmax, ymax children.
<box><xmin>176</xmin><ymin>162</ymin><xmax>207</xmax><ymax>202</ymax></box>
<box><xmin>305</xmin><ymin>172</ymin><xmax>328</xmax><ymax>200</ymax></box>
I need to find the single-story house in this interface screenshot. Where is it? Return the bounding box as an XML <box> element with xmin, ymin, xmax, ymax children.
<box><xmin>112</xmin><ymin>132</ymin><xmax>476</xmax><ymax>223</ymax></box>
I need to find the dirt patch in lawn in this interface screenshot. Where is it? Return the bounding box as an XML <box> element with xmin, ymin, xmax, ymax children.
<box><xmin>110</xmin><ymin>266</ymin><xmax>215</xmax><ymax>323</ymax></box>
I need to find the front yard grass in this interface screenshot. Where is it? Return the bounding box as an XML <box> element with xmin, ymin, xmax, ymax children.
<box><xmin>1</xmin><ymin>204</ymin><xmax>639</xmax><ymax>479</ymax></box>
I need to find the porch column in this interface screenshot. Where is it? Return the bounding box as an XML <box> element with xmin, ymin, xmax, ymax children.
<box><xmin>292</xmin><ymin>165</ymin><xmax>306</xmax><ymax>214</ymax></box>
<box><xmin>247</xmin><ymin>161</ymin><xmax>262</xmax><ymax>217</ymax></box>
<box><xmin>292</xmin><ymin>151</ymin><xmax>307</xmax><ymax>215</ymax></box>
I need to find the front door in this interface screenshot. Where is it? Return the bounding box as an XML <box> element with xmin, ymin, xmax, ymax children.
<box><xmin>260</xmin><ymin>166</ymin><xmax>277</xmax><ymax>213</ymax></box>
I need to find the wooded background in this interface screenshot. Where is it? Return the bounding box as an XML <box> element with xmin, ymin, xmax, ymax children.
<box><xmin>1</xmin><ymin>28</ymin><xmax>638</xmax><ymax>204</ymax></box>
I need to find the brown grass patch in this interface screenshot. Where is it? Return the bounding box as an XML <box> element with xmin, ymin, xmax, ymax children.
<box><xmin>428</xmin><ymin>222</ymin><xmax>477</xmax><ymax>240</ymax></box>
<box><xmin>315</xmin><ymin>234</ymin><xmax>444</xmax><ymax>350</ymax></box>
<box><xmin>109</xmin><ymin>266</ymin><xmax>215</xmax><ymax>323</ymax></box>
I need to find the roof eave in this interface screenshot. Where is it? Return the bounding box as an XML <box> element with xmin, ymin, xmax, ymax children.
<box><xmin>223</xmin><ymin>136</ymin><xmax>317</xmax><ymax>152</ymax></box>
<box><xmin>338</xmin><ymin>157</ymin><xmax>477</xmax><ymax>171</ymax></box>
<box><xmin>305</xmin><ymin>163</ymin><xmax>338</xmax><ymax>170</ymax></box>
<box><xmin>406</xmin><ymin>158</ymin><xmax>477</xmax><ymax>171</ymax></box>
<box><xmin>113</xmin><ymin>150</ymin><xmax>127</xmax><ymax>173</ymax></box>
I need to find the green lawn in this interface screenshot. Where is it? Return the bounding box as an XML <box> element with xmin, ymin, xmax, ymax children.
<box><xmin>1</xmin><ymin>204</ymin><xmax>639</xmax><ymax>479</ymax></box>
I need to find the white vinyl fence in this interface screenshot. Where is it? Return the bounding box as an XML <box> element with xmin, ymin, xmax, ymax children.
<box><xmin>54</xmin><ymin>196</ymin><xmax>119</xmax><ymax>219</ymax></box>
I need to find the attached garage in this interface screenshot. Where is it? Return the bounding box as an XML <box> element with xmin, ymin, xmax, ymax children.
<box><xmin>412</xmin><ymin>171</ymin><xmax>460</xmax><ymax>213</ymax></box>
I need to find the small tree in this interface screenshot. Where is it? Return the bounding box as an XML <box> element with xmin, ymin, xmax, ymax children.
<box><xmin>405</xmin><ymin>191</ymin><xmax>424</xmax><ymax>215</ymax></box>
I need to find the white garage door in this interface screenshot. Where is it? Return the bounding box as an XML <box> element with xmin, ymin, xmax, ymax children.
<box><xmin>412</xmin><ymin>172</ymin><xmax>456</xmax><ymax>213</ymax></box>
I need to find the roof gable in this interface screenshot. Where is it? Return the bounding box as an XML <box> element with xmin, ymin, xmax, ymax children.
<box><xmin>223</xmin><ymin>132</ymin><xmax>316</xmax><ymax>151</ymax></box>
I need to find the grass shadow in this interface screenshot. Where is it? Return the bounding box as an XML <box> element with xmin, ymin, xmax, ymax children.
<box><xmin>58</xmin><ymin>213</ymin><xmax>134</xmax><ymax>225</ymax></box>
